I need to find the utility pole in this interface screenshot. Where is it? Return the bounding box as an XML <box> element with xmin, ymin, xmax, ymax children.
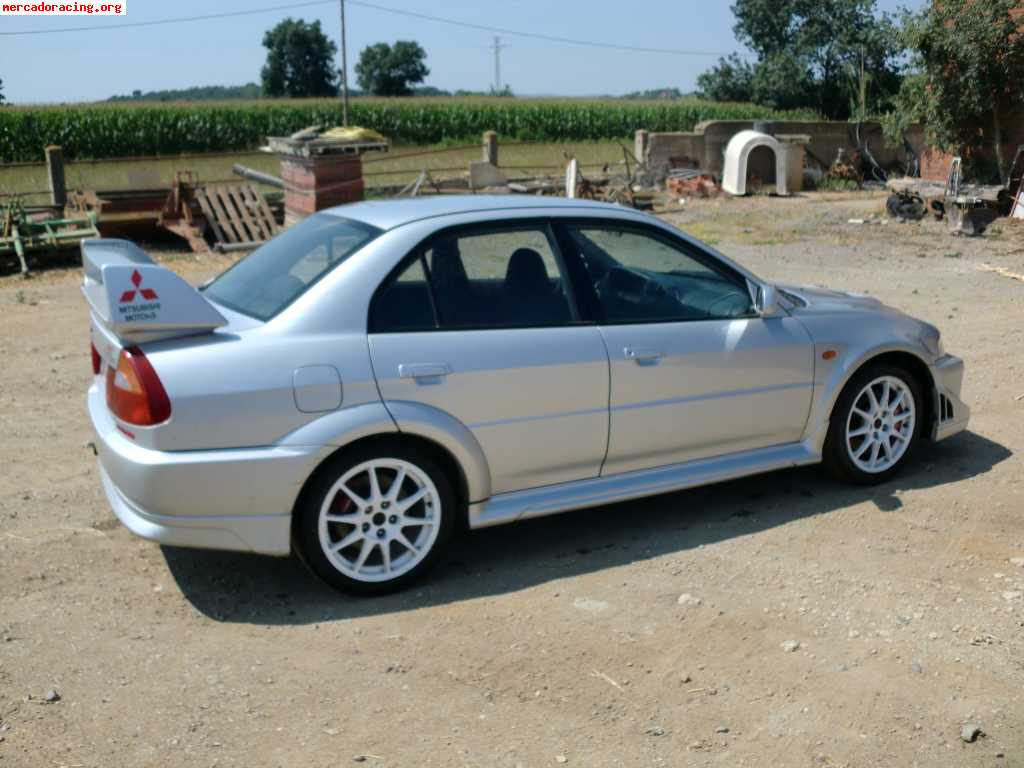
<box><xmin>492</xmin><ymin>36</ymin><xmax>505</xmax><ymax>94</ymax></box>
<box><xmin>339</xmin><ymin>0</ymin><xmax>350</xmax><ymax>126</ymax></box>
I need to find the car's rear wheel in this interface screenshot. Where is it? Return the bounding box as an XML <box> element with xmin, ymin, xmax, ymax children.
<box><xmin>824</xmin><ymin>363</ymin><xmax>923</xmax><ymax>485</ymax></box>
<box><xmin>297</xmin><ymin>442</ymin><xmax>456</xmax><ymax>594</ymax></box>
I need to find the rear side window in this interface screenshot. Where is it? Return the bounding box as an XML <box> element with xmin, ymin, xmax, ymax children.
<box><xmin>371</xmin><ymin>225</ymin><xmax>576</xmax><ymax>332</ymax></box>
<box><xmin>204</xmin><ymin>213</ymin><xmax>381</xmax><ymax>320</ymax></box>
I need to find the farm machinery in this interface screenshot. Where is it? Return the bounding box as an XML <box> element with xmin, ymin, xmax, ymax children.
<box><xmin>0</xmin><ymin>197</ymin><xmax>99</xmax><ymax>276</ymax></box>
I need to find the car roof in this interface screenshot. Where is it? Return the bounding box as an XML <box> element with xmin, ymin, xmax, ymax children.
<box><xmin>320</xmin><ymin>195</ymin><xmax>640</xmax><ymax>231</ymax></box>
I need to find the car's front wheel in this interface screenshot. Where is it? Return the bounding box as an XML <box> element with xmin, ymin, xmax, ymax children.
<box><xmin>824</xmin><ymin>363</ymin><xmax>923</xmax><ymax>485</ymax></box>
<box><xmin>296</xmin><ymin>441</ymin><xmax>456</xmax><ymax>595</ymax></box>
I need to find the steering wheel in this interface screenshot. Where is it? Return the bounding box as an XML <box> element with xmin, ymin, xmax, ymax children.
<box><xmin>595</xmin><ymin>266</ymin><xmax>668</xmax><ymax>304</ymax></box>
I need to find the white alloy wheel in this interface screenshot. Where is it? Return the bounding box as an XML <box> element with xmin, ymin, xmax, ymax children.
<box><xmin>317</xmin><ymin>458</ymin><xmax>442</xmax><ymax>583</ymax></box>
<box><xmin>844</xmin><ymin>375</ymin><xmax>916</xmax><ymax>474</ymax></box>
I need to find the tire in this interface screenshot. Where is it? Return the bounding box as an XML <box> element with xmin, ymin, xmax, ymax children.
<box><xmin>823</xmin><ymin>362</ymin><xmax>924</xmax><ymax>485</ymax></box>
<box><xmin>296</xmin><ymin>440</ymin><xmax>457</xmax><ymax>595</ymax></box>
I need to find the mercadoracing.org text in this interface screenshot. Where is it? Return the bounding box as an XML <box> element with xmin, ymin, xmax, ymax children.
<box><xmin>2</xmin><ymin>2</ymin><xmax>125</xmax><ymax>14</ymax></box>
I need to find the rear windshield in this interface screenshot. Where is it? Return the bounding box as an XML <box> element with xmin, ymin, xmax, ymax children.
<box><xmin>203</xmin><ymin>213</ymin><xmax>381</xmax><ymax>320</ymax></box>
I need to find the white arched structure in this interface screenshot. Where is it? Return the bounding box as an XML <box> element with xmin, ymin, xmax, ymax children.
<box><xmin>722</xmin><ymin>130</ymin><xmax>791</xmax><ymax>196</ymax></box>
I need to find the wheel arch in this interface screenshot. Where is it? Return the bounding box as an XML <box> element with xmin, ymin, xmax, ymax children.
<box><xmin>826</xmin><ymin>349</ymin><xmax>936</xmax><ymax>442</ymax></box>
<box><xmin>290</xmin><ymin>432</ymin><xmax>477</xmax><ymax>540</ymax></box>
<box><xmin>805</xmin><ymin>344</ymin><xmax>938</xmax><ymax>454</ymax></box>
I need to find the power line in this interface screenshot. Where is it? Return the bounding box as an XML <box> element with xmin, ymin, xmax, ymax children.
<box><xmin>0</xmin><ymin>0</ymin><xmax>736</xmax><ymax>57</ymax></box>
<box><xmin>346</xmin><ymin>0</ymin><xmax>732</xmax><ymax>57</ymax></box>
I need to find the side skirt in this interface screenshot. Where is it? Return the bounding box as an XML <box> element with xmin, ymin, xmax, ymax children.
<box><xmin>469</xmin><ymin>442</ymin><xmax>820</xmax><ymax>529</ymax></box>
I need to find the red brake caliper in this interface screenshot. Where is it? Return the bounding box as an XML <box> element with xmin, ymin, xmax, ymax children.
<box><xmin>330</xmin><ymin>494</ymin><xmax>353</xmax><ymax>516</ymax></box>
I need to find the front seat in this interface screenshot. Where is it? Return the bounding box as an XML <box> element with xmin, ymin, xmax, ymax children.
<box><xmin>503</xmin><ymin>248</ymin><xmax>569</xmax><ymax>325</ymax></box>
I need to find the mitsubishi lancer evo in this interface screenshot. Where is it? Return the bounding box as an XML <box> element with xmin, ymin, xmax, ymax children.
<box><xmin>84</xmin><ymin>196</ymin><xmax>968</xmax><ymax>593</ymax></box>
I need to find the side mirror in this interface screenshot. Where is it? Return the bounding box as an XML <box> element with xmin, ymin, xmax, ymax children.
<box><xmin>756</xmin><ymin>284</ymin><xmax>783</xmax><ymax>317</ymax></box>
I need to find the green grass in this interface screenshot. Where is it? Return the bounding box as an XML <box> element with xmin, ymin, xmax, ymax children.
<box><xmin>0</xmin><ymin>97</ymin><xmax>818</xmax><ymax>163</ymax></box>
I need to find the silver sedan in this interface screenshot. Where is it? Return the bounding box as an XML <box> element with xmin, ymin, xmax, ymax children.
<box><xmin>83</xmin><ymin>196</ymin><xmax>969</xmax><ymax>593</ymax></box>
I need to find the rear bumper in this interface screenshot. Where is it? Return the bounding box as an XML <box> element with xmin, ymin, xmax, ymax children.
<box><xmin>88</xmin><ymin>383</ymin><xmax>330</xmax><ymax>555</ymax></box>
<box><xmin>98</xmin><ymin>462</ymin><xmax>293</xmax><ymax>555</ymax></box>
<box><xmin>931</xmin><ymin>354</ymin><xmax>970</xmax><ymax>442</ymax></box>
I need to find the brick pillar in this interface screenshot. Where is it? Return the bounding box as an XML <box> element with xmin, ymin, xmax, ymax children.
<box><xmin>280</xmin><ymin>153</ymin><xmax>365</xmax><ymax>227</ymax></box>
<box><xmin>920</xmin><ymin>148</ymin><xmax>956</xmax><ymax>182</ymax></box>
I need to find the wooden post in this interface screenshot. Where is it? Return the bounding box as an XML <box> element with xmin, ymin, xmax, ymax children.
<box><xmin>483</xmin><ymin>131</ymin><xmax>498</xmax><ymax>166</ymax></box>
<box><xmin>45</xmin><ymin>145</ymin><xmax>66</xmax><ymax>208</ymax></box>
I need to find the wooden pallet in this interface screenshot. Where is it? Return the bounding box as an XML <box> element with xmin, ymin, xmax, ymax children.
<box><xmin>194</xmin><ymin>183</ymin><xmax>278</xmax><ymax>251</ymax></box>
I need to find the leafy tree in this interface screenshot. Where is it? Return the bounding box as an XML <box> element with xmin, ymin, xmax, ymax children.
<box><xmin>697</xmin><ymin>54</ymin><xmax>756</xmax><ymax>103</ymax></box>
<box><xmin>697</xmin><ymin>0</ymin><xmax>903</xmax><ymax>119</ymax></box>
<box><xmin>261</xmin><ymin>18</ymin><xmax>337</xmax><ymax>98</ymax></box>
<box><xmin>355</xmin><ymin>41</ymin><xmax>429</xmax><ymax>96</ymax></box>
<box><xmin>108</xmin><ymin>83</ymin><xmax>263</xmax><ymax>102</ymax></box>
<box><xmin>884</xmin><ymin>0</ymin><xmax>1024</xmax><ymax>183</ymax></box>
<box><xmin>411</xmin><ymin>85</ymin><xmax>451</xmax><ymax>97</ymax></box>
<box><xmin>0</xmin><ymin>78</ymin><xmax>5</xmax><ymax>106</ymax></box>
<box><xmin>621</xmin><ymin>87</ymin><xmax>688</xmax><ymax>101</ymax></box>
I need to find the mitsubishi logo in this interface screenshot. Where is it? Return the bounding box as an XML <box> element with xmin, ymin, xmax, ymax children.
<box><xmin>119</xmin><ymin>270</ymin><xmax>158</xmax><ymax>303</ymax></box>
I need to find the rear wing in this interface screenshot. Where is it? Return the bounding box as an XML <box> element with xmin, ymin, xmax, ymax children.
<box><xmin>81</xmin><ymin>239</ymin><xmax>227</xmax><ymax>344</ymax></box>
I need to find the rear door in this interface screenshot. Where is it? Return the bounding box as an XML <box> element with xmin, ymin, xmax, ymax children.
<box><xmin>555</xmin><ymin>220</ymin><xmax>814</xmax><ymax>476</ymax></box>
<box><xmin>368</xmin><ymin>221</ymin><xmax>610</xmax><ymax>496</ymax></box>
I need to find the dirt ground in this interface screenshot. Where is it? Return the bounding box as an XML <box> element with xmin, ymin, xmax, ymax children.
<box><xmin>1</xmin><ymin>192</ymin><xmax>1022</xmax><ymax>768</ymax></box>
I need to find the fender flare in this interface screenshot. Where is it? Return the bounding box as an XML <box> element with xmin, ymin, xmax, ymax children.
<box><xmin>278</xmin><ymin>400</ymin><xmax>490</xmax><ymax>504</ymax></box>
<box><xmin>805</xmin><ymin>342</ymin><xmax>936</xmax><ymax>453</ymax></box>
<box><xmin>278</xmin><ymin>401</ymin><xmax>399</xmax><ymax>448</ymax></box>
<box><xmin>384</xmin><ymin>400</ymin><xmax>492</xmax><ymax>503</ymax></box>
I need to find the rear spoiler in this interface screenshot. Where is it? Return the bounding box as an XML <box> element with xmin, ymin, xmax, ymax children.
<box><xmin>81</xmin><ymin>239</ymin><xmax>227</xmax><ymax>344</ymax></box>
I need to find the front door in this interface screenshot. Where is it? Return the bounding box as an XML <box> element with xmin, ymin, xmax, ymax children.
<box><xmin>556</xmin><ymin>221</ymin><xmax>815</xmax><ymax>476</ymax></box>
<box><xmin>368</xmin><ymin>221</ymin><xmax>610</xmax><ymax>495</ymax></box>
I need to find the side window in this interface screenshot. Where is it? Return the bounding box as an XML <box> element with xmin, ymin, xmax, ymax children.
<box><xmin>371</xmin><ymin>255</ymin><xmax>436</xmax><ymax>332</ymax></box>
<box><xmin>372</xmin><ymin>225</ymin><xmax>576</xmax><ymax>332</ymax></box>
<box><xmin>426</xmin><ymin>228</ymin><xmax>572</xmax><ymax>328</ymax></box>
<box><xmin>564</xmin><ymin>225</ymin><xmax>755</xmax><ymax>323</ymax></box>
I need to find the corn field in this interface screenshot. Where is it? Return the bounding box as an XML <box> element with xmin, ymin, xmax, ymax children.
<box><xmin>0</xmin><ymin>98</ymin><xmax>817</xmax><ymax>163</ymax></box>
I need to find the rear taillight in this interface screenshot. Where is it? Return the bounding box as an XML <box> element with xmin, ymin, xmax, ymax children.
<box><xmin>90</xmin><ymin>342</ymin><xmax>101</xmax><ymax>375</ymax></box>
<box><xmin>105</xmin><ymin>346</ymin><xmax>171</xmax><ymax>426</ymax></box>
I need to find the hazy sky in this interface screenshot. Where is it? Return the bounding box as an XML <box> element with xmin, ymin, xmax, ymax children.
<box><xmin>0</xmin><ymin>0</ymin><xmax>925</xmax><ymax>104</ymax></box>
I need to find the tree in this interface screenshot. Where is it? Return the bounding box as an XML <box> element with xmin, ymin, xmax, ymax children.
<box><xmin>697</xmin><ymin>0</ymin><xmax>903</xmax><ymax>119</ymax></box>
<box><xmin>697</xmin><ymin>54</ymin><xmax>756</xmax><ymax>103</ymax></box>
<box><xmin>108</xmin><ymin>83</ymin><xmax>263</xmax><ymax>102</ymax></box>
<box><xmin>261</xmin><ymin>18</ymin><xmax>337</xmax><ymax>98</ymax></box>
<box><xmin>355</xmin><ymin>41</ymin><xmax>429</xmax><ymax>96</ymax></box>
<box><xmin>0</xmin><ymin>78</ymin><xmax>5</xmax><ymax>106</ymax></box>
<box><xmin>884</xmin><ymin>0</ymin><xmax>1024</xmax><ymax>184</ymax></box>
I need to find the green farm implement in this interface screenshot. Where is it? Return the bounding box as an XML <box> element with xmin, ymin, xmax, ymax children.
<box><xmin>1</xmin><ymin>197</ymin><xmax>99</xmax><ymax>276</ymax></box>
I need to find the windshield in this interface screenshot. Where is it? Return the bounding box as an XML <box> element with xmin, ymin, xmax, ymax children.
<box><xmin>203</xmin><ymin>213</ymin><xmax>381</xmax><ymax>320</ymax></box>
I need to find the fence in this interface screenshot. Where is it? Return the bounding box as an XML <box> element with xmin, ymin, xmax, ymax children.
<box><xmin>0</xmin><ymin>135</ymin><xmax>629</xmax><ymax>203</ymax></box>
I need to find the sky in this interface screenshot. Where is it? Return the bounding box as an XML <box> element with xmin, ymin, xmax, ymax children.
<box><xmin>0</xmin><ymin>0</ymin><xmax>925</xmax><ymax>104</ymax></box>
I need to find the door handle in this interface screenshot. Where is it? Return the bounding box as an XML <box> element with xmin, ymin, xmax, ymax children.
<box><xmin>624</xmin><ymin>347</ymin><xmax>664</xmax><ymax>363</ymax></box>
<box><xmin>398</xmin><ymin>363</ymin><xmax>451</xmax><ymax>379</ymax></box>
